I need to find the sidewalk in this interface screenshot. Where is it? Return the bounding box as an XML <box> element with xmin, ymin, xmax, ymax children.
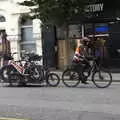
<box><xmin>52</xmin><ymin>69</ymin><xmax>120</xmax><ymax>82</ymax></box>
<box><xmin>112</xmin><ymin>73</ymin><xmax>120</xmax><ymax>81</ymax></box>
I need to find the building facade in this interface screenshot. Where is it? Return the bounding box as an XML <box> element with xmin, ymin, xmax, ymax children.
<box><xmin>1</xmin><ymin>0</ymin><xmax>120</xmax><ymax>69</ymax></box>
<box><xmin>0</xmin><ymin>0</ymin><xmax>43</xmax><ymax>63</ymax></box>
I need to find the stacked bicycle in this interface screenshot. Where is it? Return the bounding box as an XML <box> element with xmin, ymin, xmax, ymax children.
<box><xmin>0</xmin><ymin>52</ymin><xmax>60</xmax><ymax>87</ymax></box>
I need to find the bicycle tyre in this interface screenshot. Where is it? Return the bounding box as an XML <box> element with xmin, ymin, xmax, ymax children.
<box><xmin>47</xmin><ymin>73</ymin><xmax>60</xmax><ymax>87</ymax></box>
<box><xmin>62</xmin><ymin>69</ymin><xmax>81</xmax><ymax>87</ymax></box>
<box><xmin>9</xmin><ymin>73</ymin><xmax>23</xmax><ymax>87</ymax></box>
<box><xmin>1</xmin><ymin>65</ymin><xmax>16</xmax><ymax>83</ymax></box>
<box><xmin>92</xmin><ymin>68</ymin><xmax>112</xmax><ymax>88</ymax></box>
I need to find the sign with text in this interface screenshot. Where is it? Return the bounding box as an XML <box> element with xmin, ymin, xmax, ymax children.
<box><xmin>85</xmin><ymin>3</ymin><xmax>104</xmax><ymax>13</ymax></box>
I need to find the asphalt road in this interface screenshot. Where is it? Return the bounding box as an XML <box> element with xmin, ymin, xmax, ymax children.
<box><xmin>0</xmin><ymin>82</ymin><xmax>120</xmax><ymax>120</ymax></box>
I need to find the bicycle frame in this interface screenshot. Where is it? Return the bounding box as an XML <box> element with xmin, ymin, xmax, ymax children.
<box><xmin>84</xmin><ymin>59</ymin><xmax>99</xmax><ymax>78</ymax></box>
<box><xmin>8</xmin><ymin>60</ymin><xmax>25</xmax><ymax>74</ymax></box>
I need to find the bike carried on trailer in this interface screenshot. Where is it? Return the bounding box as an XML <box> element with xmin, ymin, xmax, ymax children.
<box><xmin>0</xmin><ymin>52</ymin><xmax>60</xmax><ymax>87</ymax></box>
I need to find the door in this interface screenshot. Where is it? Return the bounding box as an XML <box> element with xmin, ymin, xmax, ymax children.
<box><xmin>42</xmin><ymin>25</ymin><xmax>57</xmax><ymax>68</ymax></box>
<box><xmin>109</xmin><ymin>22</ymin><xmax>120</xmax><ymax>67</ymax></box>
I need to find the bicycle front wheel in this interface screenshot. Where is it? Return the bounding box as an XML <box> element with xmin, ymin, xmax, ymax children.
<box><xmin>47</xmin><ymin>73</ymin><xmax>60</xmax><ymax>87</ymax></box>
<box><xmin>92</xmin><ymin>68</ymin><xmax>112</xmax><ymax>88</ymax></box>
<box><xmin>62</xmin><ymin>69</ymin><xmax>81</xmax><ymax>87</ymax></box>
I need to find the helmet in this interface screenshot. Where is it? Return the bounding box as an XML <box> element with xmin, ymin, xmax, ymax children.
<box><xmin>82</xmin><ymin>37</ymin><xmax>90</xmax><ymax>46</ymax></box>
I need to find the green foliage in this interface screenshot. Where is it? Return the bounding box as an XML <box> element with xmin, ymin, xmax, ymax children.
<box><xmin>19</xmin><ymin>1</ymin><xmax>35</xmax><ymax>6</ymax></box>
<box><xmin>19</xmin><ymin>0</ymin><xmax>89</xmax><ymax>27</ymax></box>
<box><xmin>19</xmin><ymin>0</ymin><xmax>120</xmax><ymax>26</ymax></box>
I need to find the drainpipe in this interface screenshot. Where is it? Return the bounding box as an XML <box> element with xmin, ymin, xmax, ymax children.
<box><xmin>81</xmin><ymin>24</ymin><xmax>84</xmax><ymax>38</ymax></box>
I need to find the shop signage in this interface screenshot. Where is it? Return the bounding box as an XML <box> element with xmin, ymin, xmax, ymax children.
<box><xmin>85</xmin><ymin>3</ymin><xmax>104</xmax><ymax>12</ymax></box>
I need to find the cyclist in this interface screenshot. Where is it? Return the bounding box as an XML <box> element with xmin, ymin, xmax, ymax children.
<box><xmin>72</xmin><ymin>38</ymin><xmax>89</xmax><ymax>84</ymax></box>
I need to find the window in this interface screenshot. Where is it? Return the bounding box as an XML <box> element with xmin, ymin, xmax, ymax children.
<box><xmin>68</xmin><ymin>24</ymin><xmax>82</xmax><ymax>38</ymax></box>
<box><xmin>56</xmin><ymin>24</ymin><xmax>82</xmax><ymax>40</ymax></box>
<box><xmin>21</xmin><ymin>27</ymin><xmax>34</xmax><ymax>42</ymax></box>
<box><xmin>84</xmin><ymin>24</ymin><xmax>93</xmax><ymax>35</ymax></box>
<box><xmin>21</xmin><ymin>18</ymin><xmax>36</xmax><ymax>53</ymax></box>
<box><xmin>21</xmin><ymin>44</ymin><xmax>36</xmax><ymax>53</ymax></box>
<box><xmin>95</xmin><ymin>23</ymin><xmax>108</xmax><ymax>33</ymax></box>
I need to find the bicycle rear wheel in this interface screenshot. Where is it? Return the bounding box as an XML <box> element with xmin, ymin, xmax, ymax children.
<box><xmin>1</xmin><ymin>65</ymin><xmax>16</xmax><ymax>82</ymax></box>
<box><xmin>92</xmin><ymin>68</ymin><xmax>112</xmax><ymax>88</ymax></box>
<box><xmin>62</xmin><ymin>69</ymin><xmax>81</xmax><ymax>87</ymax></box>
<box><xmin>47</xmin><ymin>73</ymin><xmax>60</xmax><ymax>87</ymax></box>
<box><xmin>9</xmin><ymin>73</ymin><xmax>22</xmax><ymax>87</ymax></box>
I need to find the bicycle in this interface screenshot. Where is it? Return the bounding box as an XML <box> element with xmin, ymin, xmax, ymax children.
<box><xmin>0</xmin><ymin>52</ymin><xmax>60</xmax><ymax>87</ymax></box>
<box><xmin>39</xmin><ymin>66</ymin><xmax>60</xmax><ymax>87</ymax></box>
<box><xmin>62</xmin><ymin>56</ymin><xmax>112</xmax><ymax>88</ymax></box>
<box><xmin>0</xmin><ymin>52</ymin><xmax>41</xmax><ymax>86</ymax></box>
<box><xmin>23</xmin><ymin>53</ymin><xmax>60</xmax><ymax>87</ymax></box>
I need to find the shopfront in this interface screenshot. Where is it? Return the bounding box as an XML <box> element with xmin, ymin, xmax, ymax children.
<box><xmin>82</xmin><ymin>2</ymin><xmax>120</xmax><ymax>67</ymax></box>
<box><xmin>56</xmin><ymin>0</ymin><xmax>120</xmax><ymax>69</ymax></box>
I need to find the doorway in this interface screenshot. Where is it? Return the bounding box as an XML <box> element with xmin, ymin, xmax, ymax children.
<box><xmin>42</xmin><ymin>25</ymin><xmax>58</xmax><ymax>68</ymax></box>
<box><xmin>109</xmin><ymin>22</ymin><xmax>120</xmax><ymax>67</ymax></box>
<box><xmin>0</xmin><ymin>30</ymin><xmax>11</xmax><ymax>66</ymax></box>
<box><xmin>0</xmin><ymin>30</ymin><xmax>10</xmax><ymax>52</ymax></box>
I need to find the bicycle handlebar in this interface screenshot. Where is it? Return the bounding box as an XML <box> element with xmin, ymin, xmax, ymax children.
<box><xmin>20</xmin><ymin>52</ymin><xmax>42</xmax><ymax>61</ymax></box>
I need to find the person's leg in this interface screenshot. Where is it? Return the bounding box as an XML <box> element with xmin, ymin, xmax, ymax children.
<box><xmin>77</xmin><ymin>62</ymin><xmax>89</xmax><ymax>84</ymax></box>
